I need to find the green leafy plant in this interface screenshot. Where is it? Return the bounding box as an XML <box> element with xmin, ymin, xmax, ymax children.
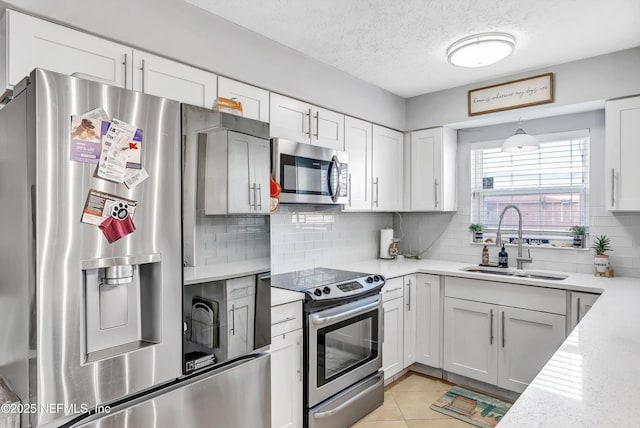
<box><xmin>570</xmin><ymin>225</ymin><xmax>587</xmax><ymax>236</ymax></box>
<box><xmin>592</xmin><ymin>235</ymin><xmax>612</xmax><ymax>255</ymax></box>
<box><xmin>468</xmin><ymin>223</ymin><xmax>483</xmax><ymax>232</ymax></box>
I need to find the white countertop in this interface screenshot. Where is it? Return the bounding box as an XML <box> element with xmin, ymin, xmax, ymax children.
<box><xmin>183</xmin><ymin>258</ymin><xmax>270</xmax><ymax>285</ymax></box>
<box><xmin>330</xmin><ymin>257</ymin><xmax>640</xmax><ymax>428</ymax></box>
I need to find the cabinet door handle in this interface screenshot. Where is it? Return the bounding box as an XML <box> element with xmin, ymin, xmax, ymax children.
<box><xmin>313</xmin><ymin>111</ymin><xmax>319</xmax><ymax>138</ymax></box>
<box><xmin>304</xmin><ymin>108</ymin><xmax>311</xmax><ymax>137</ymax></box>
<box><xmin>348</xmin><ymin>173</ymin><xmax>352</xmax><ymax>207</ymax></box>
<box><xmin>231</xmin><ymin>304</ymin><xmax>236</xmax><ymax>335</ymax></box>
<box><xmin>297</xmin><ymin>336</ymin><xmax>302</xmax><ymax>382</ymax></box>
<box><xmin>406</xmin><ymin>279</ymin><xmax>411</xmax><ymax>310</ymax></box>
<box><xmin>272</xmin><ymin>316</ymin><xmax>296</xmax><ymax>326</ymax></box>
<box><xmin>374</xmin><ymin>177</ymin><xmax>379</xmax><ymax>208</ymax></box>
<box><xmin>501</xmin><ymin>311</ymin><xmax>506</xmax><ymax>348</ymax></box>
<box><xmin>434</xmin><ymin>178</ymin><xmax>439</xmax><ymax>208</ymax></box>
<box><xmin>489</xmin><ymin>309</ymin><xmax>494</xmax><ymax>345</ymax></box>
<box><xmin>611</xmin><ymin>168</ymin><xmax>615</xmax><ymax>208</ymax></box>
<box><xmin>140</xmin><ymin>59</ymin><xmax>145</xmax><ymax>92</ymax></box>
<box><xmin>577</xmin><ymin>297</ymin><xmax>581</xmax><ymax>324</ymax></box>
<box><xmin>256</xmin><ymin>183</ymin><xmax>262</xmax><ymax>210</ymax></box>
<box><xmin>122</xmin><ymin>53</ymin><xmax>128</xmax><ymax>88</ymax></box>
<box><xmin>385</xmin><ymin>287</ymin><xmax>402</xmax><ymax>293</ymax></box>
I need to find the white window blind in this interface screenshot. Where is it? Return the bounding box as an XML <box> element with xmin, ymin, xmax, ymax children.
<box><xmin>471</xmin><ymin>130</ymin><xmax>589</xmax><ymax>237</ymax></box>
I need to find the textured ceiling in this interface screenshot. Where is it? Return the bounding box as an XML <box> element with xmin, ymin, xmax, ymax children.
<box><xmin>184</xmin><ymin>0</ymin><xmax>640</xmax><ymax>98</ymax></box>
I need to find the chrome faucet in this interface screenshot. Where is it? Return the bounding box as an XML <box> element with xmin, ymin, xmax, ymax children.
<box><xmin>496</xmin><ymin>204</ymin><xmax>533</xmax><ymax>270</ymax></box>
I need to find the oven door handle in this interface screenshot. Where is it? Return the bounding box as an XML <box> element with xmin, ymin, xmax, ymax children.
<box><xmin>313</xmin><ymin>374</ymin><xmax>383</xmax><ymax>419</ymax></box>
<box><xmin>309</xmin><ymin>300</ymin><xmax>379</xmax><ymax>326</ymax></box>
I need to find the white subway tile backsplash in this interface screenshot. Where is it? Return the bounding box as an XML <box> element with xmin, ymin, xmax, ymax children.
<box><xmin>270</xmin><ymin>206</ymin><xmax>392</xmax><ymax>274</ymax></box>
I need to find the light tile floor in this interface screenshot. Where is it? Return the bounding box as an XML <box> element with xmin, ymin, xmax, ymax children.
<box><xmin>351</xmin><ymin>373</ymin><xmax>470</xmax><ymax>428</ymax></box>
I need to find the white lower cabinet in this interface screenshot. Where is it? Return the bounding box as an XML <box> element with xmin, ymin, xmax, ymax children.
<box><xmin>497</xmin><ymin>306</ymin><xmax>565</xmax><ymax>392</ymax></box>
<box><xmin>569</xmin><ymin>291</ymin><xmax>600</xmax><ymax>330</ymax></box>
<box><xmin>414</xmin><ymin>274</ymin><xmax>441</xmax><ymax>368</ymax></box>
<box><xmin>270</xmin><ymin>329</ymin><xmax>303</xmax><ymax>428</ymax></box>
<box><xmin>270</xmin><ymin>300</ymin><xmax>303</xmax><ymax>428</ymax></box>
<box><xmin>443</xmin><ymin>277</ymin><xmax>568</xmax><ymax>392</ymax></box>
<box><xmin>444</xmin><ymin>298</ymin><xmax>498</xmax><ymax>384</ymax></box>
<box><xmin>403</xmin><ymin>275</ymin><xmax>417</xmax><ymax>366</ymax></box>
<box><xmin>382</xmin><ymin>295</ymin><xmax>404</xmax><ymax>381</ymax></box>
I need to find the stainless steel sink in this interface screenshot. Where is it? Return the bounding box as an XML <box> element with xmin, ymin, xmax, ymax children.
<box><xmin>460</xmin><ymin>266</ymin><xmax>568</xmax><ymax>280</ymax></box>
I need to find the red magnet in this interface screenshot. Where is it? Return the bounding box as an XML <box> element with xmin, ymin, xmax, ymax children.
<box><xmin>100</xmin><ymin>201</ymin><xmax>136</xmax><ymax>243</ymax></box>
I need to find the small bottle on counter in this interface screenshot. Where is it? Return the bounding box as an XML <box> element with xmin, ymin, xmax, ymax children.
<box><xmin>498</xmin><ymin>245</ymin><xmax>509</xmax><ymax>268</ymax></box>
<box><xmin>482</xmin><ymin>245</ymin><xmax>489</xmax><ymax>266</ymax></box>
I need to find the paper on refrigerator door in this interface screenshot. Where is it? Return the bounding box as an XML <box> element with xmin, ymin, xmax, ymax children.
<box><xmin>124</xmin><ymin>167</ymin><xmax>149</xmax><ymax>189</ymax></box>
<box><xmin>97</xmin><ymin>118</ymin><xmax>137</xmax><ymax>182</ymax></box>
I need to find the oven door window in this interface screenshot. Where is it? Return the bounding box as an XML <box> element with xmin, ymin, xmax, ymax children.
<box><xmin>281</xmin><ymin>154</ymin><xmax>336</xmax><ymax>196</ymax></box>
<box><xmin>317</xmin><ymin>309</ymin><xmax>379</xmax><ymax>387</ymax></box>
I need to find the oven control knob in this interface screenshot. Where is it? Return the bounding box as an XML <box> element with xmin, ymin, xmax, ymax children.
<box><xmin>373</xmin><ymin>275</ymin><xmax>381</xmax><ymax>282</ymax></box>
<box><xmin>323</xmin><ymin>286</ymin><xmax>331</xmax><ymax>295</ymax></box>
<box><xmin>314</xmin><ymin>288</ymin><xmax>322</xmax><ymax>297</ymax></box>
<box><xmin>366</xmin><ymin>276</ymin><xmax>374</xmax><ymax>283</ymax></box>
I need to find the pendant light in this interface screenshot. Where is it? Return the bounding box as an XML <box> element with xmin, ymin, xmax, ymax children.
<box><xmin>502</xmin><ymin>120</ymin><xmax>539</xmax><ymax>153</ymax></box>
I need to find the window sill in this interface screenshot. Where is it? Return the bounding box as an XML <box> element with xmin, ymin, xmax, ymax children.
<box><xmin>470</xmin><ymin>241</ymin><xmax>591</xmax><ymax>252</ymax></box>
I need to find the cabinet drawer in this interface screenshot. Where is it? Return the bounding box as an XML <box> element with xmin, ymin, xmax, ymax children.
<box><xmin>381</xmin><ymin>277</ymin><xmax>404</xmax><ymax>302</ymax></box>
<box><xmin>227</xmin><ymin>276</ymin><xmax>256</xmax><ymax>299</ymax></box>
<box><xmin>445</xmin><ymin>276</ymin><xmax>566</xmax><ymax>315</ymax></box>
<box><xmin>271</xmin><ymin>301</ymin><xmax>302</xmax><ymax>337</ymax></box>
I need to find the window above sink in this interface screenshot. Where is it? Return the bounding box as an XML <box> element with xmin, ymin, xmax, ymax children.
<box><xmin>470</xmin><ymin>129</ymin><xmax>590</xmax><ymax>241</ymax></box>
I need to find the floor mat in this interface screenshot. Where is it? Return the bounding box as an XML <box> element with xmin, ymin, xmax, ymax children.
<box><xmin>430</xmin><ymin>386</ymin><xmax>512</xmax><ymax>427</ymax></box>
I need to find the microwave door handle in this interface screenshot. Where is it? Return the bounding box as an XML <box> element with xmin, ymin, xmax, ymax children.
<box><xmin>328</xmin><ymin>156</ymin><xmax>340</xmax><ymax>202</ymax></box>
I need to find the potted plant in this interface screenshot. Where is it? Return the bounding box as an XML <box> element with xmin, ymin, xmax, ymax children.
<box><xmin>592</xmin><ymin>235</ymin><xmax>612</xmax><ymax>273</ymax></box>
<box><xmin>570</xmin><ymin>225</ymin><xmax>587</xmax><ymax>248</ymax></box>
<box><xmin>469</xmin><ymin>224</ymin><xmax>483</xmax><ymax>243</ymax></box>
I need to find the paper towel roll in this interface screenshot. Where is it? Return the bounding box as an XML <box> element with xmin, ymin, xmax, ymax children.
<box><xmin>380</xmin><ymin>228</ymin><xmax>394</xmax><ymax>259</ymax></box>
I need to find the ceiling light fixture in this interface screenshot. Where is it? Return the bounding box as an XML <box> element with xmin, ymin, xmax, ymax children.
<box><xmin>502</xmin><ymin>120</ymin><xmax>539</xmax><ymax>153</ymax></box>
<box><xmin>447</xmin><ymin>32</ymin><xmax>516</xmax><ymax>68</ymax></box>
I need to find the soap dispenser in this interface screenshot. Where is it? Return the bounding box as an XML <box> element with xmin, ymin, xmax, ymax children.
<box><xmin>498</xmin><ymin>245</ymin><xmax>509</xmax><ymax>268</ymax></box>
<box><xmin>482</xmin><ymin>245</ymin><xmax>489</xmax><ymax>266</ymax></box>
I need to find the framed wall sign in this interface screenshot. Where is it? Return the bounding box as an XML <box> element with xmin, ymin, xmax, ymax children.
<box><xmin>468</xmin><ymin>73</ymin><xmax>554</xmax><ymax>116</ymax></box>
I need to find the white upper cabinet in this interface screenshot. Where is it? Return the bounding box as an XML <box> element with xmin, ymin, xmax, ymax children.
<box><xmin>343</xmin><ymin>116</ymin><xmax>373</xmax><ymax>211</ymax></box>
<box><xmin>3</xmin><ymin>9</ymin><xmax>130</xmax><ymax>90</ymax></box>
<box><xmin>312</xmin><ymin>106</ymin><xmax>344</xmax><ymax>150</ymax></box>
<box><xmin>270</xmin><ymin>93</ymin><xmax>344</xmax><ymax>149</ymax></box>
<box><xmin>132</xmin><ymin>50</ymin><xmax>217</xmax><ymax>107</ymax></box>
<box><xmin>218</xmin><ymin>76</ymin><xmax>270</xmax><ymax>122</ymax></box>
<box><xmin>372</xmin><ymin>125</ymin><xmax>403</xmax><ymax>211</ymax></box>
<box><xmin>606</xmin><ymin>96</ymin><xmax>640</xmax><ymax>211</ymax></box>
<box><xmin>407</xmin><ymin>127</ymin><xmax>457</xmax><ymax>211</ymax></box>
<box><xmin>270</xmin><ymin>93</ymin><xmax>311</xmax><ymax>143</ymax></box>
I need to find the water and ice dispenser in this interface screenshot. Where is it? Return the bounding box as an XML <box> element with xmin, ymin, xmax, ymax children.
<box><xmin>82</xmin><ymin>255</ymin><xmax>162</xmax><ymax>362</ymax></box>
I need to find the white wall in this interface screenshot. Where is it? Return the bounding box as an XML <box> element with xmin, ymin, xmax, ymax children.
<box><xmin>271</xmin><ymin>206</ymin><xmax>392</xmax><ymax>274</ymax></box>
<box><xmin>396</xmin><ymin>110</ymin><xmax>640</xmax><ymax>278</ymax></box>
<box><xmin>0</xmin><ymin>0</ymin><xmax>406</xmax><ymax>130</ymax></box>
<box><xmin>406</xmin><ymin>47</ymin><xmax>640</xmax><ymax>130</ymax></box>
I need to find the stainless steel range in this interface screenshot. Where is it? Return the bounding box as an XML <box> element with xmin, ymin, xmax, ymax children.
<box><xmin>270</xmin><ymin>268</ymin><xmax>386</xmax><ymax>428</ymax></box>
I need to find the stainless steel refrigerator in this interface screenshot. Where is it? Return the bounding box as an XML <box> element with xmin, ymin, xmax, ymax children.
<box><xmin>0</xmin><ymin>69</ymin><xmax>269</xmax><ymax>428</ymax></box>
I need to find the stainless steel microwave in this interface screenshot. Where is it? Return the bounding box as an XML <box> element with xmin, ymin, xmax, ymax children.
<box><xmin>272</xmin><ymin>139</ymin><xmax>349</xmax><ymax>204</ymax></box>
